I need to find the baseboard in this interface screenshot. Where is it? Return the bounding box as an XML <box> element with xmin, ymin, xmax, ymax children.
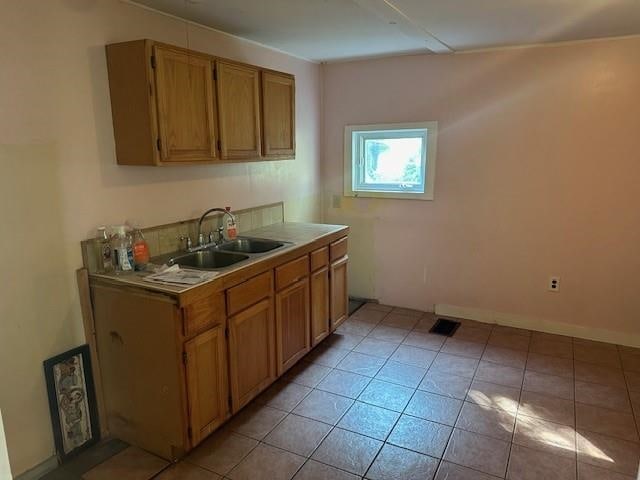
<box><xmin>435</xmin><ymin>304</ymin><xmax>640</xmax><ymax>348</ymax></box>
<box><xmin>13</xmin><ymin>455</ymin><xmax>58</xmax><ymax>480</ymax></box>
<box><xmin>349</xmin><ymin>296</ymin><xmax>377</xmax><ymax>304</ymax></box>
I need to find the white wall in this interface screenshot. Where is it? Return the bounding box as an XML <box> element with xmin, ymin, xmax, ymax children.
<box><xmin>0</xmin><ymin>411</ymin><xmax>10</xmax><ymax>480</ymax></box>
<box><xmin>0</xmin><ymin>0</ymin><xmax>321</xmax><ymax>475</ymax></box>
<box><xmin>322</xmin><ymin>36</ymin><xmax>640</xmax><ymax>344</ymax></box>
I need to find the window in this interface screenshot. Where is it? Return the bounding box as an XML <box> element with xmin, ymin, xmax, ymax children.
<box><xmin>344</xmin><ymin>122</ymin><xmax>438</xmax><ymax>200</ymax></box>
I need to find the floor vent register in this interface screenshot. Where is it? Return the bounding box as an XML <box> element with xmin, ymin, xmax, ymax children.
<box><xmin>429</xmin><ymin>318</ymin><xmax>461</xmax><ymax>336</ymax></box>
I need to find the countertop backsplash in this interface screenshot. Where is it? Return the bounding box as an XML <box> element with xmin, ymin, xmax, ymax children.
<box><xmin>81</xmin><ymin>202</ymin><xmax>284</xmax><ymax>273</ymax></box>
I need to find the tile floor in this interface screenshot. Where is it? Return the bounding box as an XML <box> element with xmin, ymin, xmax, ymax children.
<box><xmin>83</xmin><ymin>304</ymin><xmax>640</xmax><ymax>480</ymax></box>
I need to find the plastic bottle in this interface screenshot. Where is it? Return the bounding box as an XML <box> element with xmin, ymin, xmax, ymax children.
<box><xmin>113</xmin><ymin>230</ymin><xmax>134</xmax><ymax>273</ymax></box>
<box><xmin>132</xmin><ymin>229</ymin><xmax>150</xmax><ymax>271</ymax></box>
<box><xmin>96</xmin><ymin>226</ymin><xmax>113</xmax><ymax>273</ymax></box>
<box><xmin>225</xmin><ymin>207</ymin><xmax>238</xmax><ymax>240</ymax></box>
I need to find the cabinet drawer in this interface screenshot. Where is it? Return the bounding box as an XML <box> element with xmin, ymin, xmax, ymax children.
<box><xmin>183</xmin><ymin>293</ymin><xmax>225</xmax><ymax>337</ymax></box>
<box><xmin>330</xmin><ymin>236</ymin><xmax>348</xmax><ymax>262</ymax></box>
<box><xmin>227</xmin><ymin>271</ymin><xmax>273</xmax><ymax>316</ymax></box>
<box><xmin>310</xmin><ymin>247</ymin><xmax>329</xmax><ymax>272</ymax></box>
<box><xmin>275</xmin><ymin>255</ymin><xmax>309</xmax><ymax>291</ymax></box>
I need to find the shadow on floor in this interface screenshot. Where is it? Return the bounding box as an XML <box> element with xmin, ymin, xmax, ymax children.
<box><xmin>40</xmin><ymin>439</ymin><xmax>128</xmax><ymax>480</ymax></box>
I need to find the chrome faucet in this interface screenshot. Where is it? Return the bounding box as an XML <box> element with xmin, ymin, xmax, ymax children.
<box><xmin>196</xmin><ymin>207</ymin><xmax>234</xmax><ymax>248</ymax></box>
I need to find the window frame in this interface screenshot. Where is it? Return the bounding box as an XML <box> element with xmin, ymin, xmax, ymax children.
<box><xmin>343</xmin><ymin>121</ymin><xmax>438</xmax><ymax>200</ymax></box>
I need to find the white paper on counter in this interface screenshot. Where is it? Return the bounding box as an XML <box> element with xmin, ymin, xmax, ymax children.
<box><xmin>142</xmin><ymin>264</ymin><xmax>218</xmax><ymax>286</ymax></box>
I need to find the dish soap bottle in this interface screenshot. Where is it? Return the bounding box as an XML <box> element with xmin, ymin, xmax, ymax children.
<box><xmin>225</xmin><ymin>207</ymin><xmax>238</xmax><ymax>240</ymax></box>
<box><xmin>132</xmin><ymin>229</ymin><xmax>150</xmax><ymax>271</ymax></box>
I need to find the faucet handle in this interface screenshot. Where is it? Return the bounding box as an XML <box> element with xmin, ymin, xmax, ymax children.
<box><xmin>178</xmin><ymin>235</ymin><xmax>192</xmax><ymax>250</ymax></box>
<box><xmin>216</xmin><ymin>226</ymin><xmax>225</xmax><ymax>244</ymax></box>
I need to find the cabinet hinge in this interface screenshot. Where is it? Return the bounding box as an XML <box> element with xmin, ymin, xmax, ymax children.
<box><xmin>182</xmin><ymin>351</ymin><xmax>188</xmax><ymax>364</ymax></box>
<box><xmin>225</xmin><ymin>327</ymin><xmax>229</xmax><ymax>339</ymax></box>
<box><xmin>150</xmin><ymin>55</ymin><xmax>156</xmax><ymax>69</ymax></box>
<box><xmin>213</xmin><ymin>68</ymin><xmax>217</xmax><ymax>81</ymax></box>
<box><xmin>156</xmin><ymin>138</ymin><xmax>161</xmax><ymax>151</ymax></box>
<box><xmin>187</xmin><ymin>426</ymin><xmax>192</xmax><ymax>439</ymax></box>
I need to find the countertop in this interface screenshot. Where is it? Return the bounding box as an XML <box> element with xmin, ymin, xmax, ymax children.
<box><xmin>89</xmin><ymin>222</ymin><xmax>348</xmax><ymax>296</ymax></box>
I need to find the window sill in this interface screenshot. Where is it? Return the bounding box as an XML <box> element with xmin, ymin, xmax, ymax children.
<box><xmin>344</xmin><ymin>190</ymin><xmax>434</xmax><ymax>201</ymax></box>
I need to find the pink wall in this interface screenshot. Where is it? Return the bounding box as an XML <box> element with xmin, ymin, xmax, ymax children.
<box><xmin>0</xmin><ymin>1</ymin><xmax>321</xmax><ymax>475</ymax></box>
<box><xmin>322</xmin><ymin>37</ymin><xmax>640</xmax><ymax>340</ymax></box>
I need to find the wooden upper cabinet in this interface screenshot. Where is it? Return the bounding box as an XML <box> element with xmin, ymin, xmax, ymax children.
<box><xmin>216</xmin><ymin>60</ymin><xmax>262</xmax><ymax>160</ymax></box>
<box><xmin>154</xmin><ymin>46</ymin><xmax>218</xmax><ymax>163</ymax></box>
<box><xmin>106</xmin><ymin>40</ymin><xmax>295</xmax><ymax>166</ymax></box>
<box><xmin>106</xmin><ymin>40</ymin><xmax>159</xmax><ymax>166</ymax></box>
<box><xmin>184</xmin><ymin>326</ymin><xmax>229</xmax><ymax>447</ymax></box>
<box><xmin>261</xmin><ymin>71</ymin><xmax>295</xmax><ymax>158</ymax></box>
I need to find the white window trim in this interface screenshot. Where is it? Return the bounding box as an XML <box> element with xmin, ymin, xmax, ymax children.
<box><xmin>343</xmin><ymin>121</ymin><xmax>438</xmax><ymax>201</ymax></box>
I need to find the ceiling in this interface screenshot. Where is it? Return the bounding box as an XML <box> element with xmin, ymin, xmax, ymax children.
<box><xmin>133</xmin><ymin>0</ymin><xmax>640</xmax><ymax>61</ymax></box>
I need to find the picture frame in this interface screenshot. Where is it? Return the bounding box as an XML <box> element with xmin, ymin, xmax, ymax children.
<box><xmin>43</xmin><ymin>344</ymin><xmax>100</xmax><ymax>462</ymax></box>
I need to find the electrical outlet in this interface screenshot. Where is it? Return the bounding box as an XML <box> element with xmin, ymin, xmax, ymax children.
<box><xmin>548</xmin><ymin>276</ymin><xmax>560</xmax><ymax>292</ymax></box>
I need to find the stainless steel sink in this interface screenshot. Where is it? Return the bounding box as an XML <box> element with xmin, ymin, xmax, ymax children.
<box><xmin>218</xmin><ymin>237</ymin><xmax>285</xmax><ymax>254</ymax></box>
<box><xmin>164</xmin><ymin>249</ymin><xmax>249</xmax><ymax>270</ymax></box>
<box><xmin>151</xmin><ymin>236</ymin><xmax>289</xmax><ymax>271</ymax></box>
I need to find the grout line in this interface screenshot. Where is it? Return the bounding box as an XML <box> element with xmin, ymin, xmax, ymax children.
<box><xmin>294</xmin><ymin>310</ymin><xmax>392</xmax><ymax>477</ymax></box>
<box><xmin>170</xmin><ymin>308</ymin><xmax>640</xmax><ymax>480</ymax></box>
<box><xmin>443</xmin><ymin>323</ymin><xmax>501</xmax><ymax>477</ymax></box>
<box><xmin>572</xmin><ymin>337</ymin><xmax>579</xmax><ymax>479</ymax></box>
<box><xmin>503</xmin><ymin>326</ymin><xmax>531</xmax><ymax>478</ymax></box>
<box><xmin>224</xmin><ymin>310</ymin><xmax>640</xmax><ymax>479</ymax></box>
<box><xmin>362</xmin><ymin>318</ymin><xmax>430</xmax><ymax>478</ymax></box>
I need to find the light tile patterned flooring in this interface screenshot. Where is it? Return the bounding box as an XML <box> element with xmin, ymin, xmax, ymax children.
<box><xmin>83</xmin><ymin>304</ymin><xmax>640</xmax><ymax>480</ymax></box>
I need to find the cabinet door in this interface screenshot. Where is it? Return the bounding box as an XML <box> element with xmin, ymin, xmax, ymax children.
<box><xmin>153</xmin><ymin>46</ymin><xmax>217</xmax><ymax>163</ymax></box>
<box><xmin>310</xmin><ymin>267</ymin><xmax>330</xmax><ymax>346</ymax></box>
<box><xmin>184</xmin><ymin>326</ymin><xmax>229</xmax><ymax>447</ymax></box>
<box><xmin>276</xmin><ymin>278</ymin><xmax>310</xmax><ymax>375</ymax></box>
<box><xmin>216</xmin><ymin>60</ymin><xmax>261</xmax><ymax>160</ymax></box>
<box><xmin>330</xmin><ymin>256</ymin><xmax>349</xmax><ymax>330</ymax></box>
<box><xmin>262</xmin><ymin>71</ymin><xmax>295</xmax><ymax>158</ymax></box>
<box><xmin>228</xmin><ymin>298</ymin><xmax>276</xmax><ymax>411</ymax></box>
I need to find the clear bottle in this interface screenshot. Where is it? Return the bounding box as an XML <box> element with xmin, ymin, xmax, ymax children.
<box><xmin>96</xmin><ymin>226</ymin><xmax>113</xmax><ymax>273</ymax></box>
<box><xmin>132</xmin><ymin>229</ymin><xmax>150</xmax><ymax>271</ymax></box>
<box><xmin>225</xmin><ymin>206</ymin><xmax>238</xmax><ymax>239</ymax></box>
<box><xmin>113</xmin><ymin>231</ymin><xmax>134</xmax><ymax>274</ymax></box>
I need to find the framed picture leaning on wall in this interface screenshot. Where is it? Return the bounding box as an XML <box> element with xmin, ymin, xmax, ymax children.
<box><xmin>43</xmin><ymin>344</ymin><xmax>100</xmax><ymax>462</ymax></box>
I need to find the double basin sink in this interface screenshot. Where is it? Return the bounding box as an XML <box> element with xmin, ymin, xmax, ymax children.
<box><xmin>152</xmin><ymin>237</ymin><xmax>289</xmax><ymax>270</ymax></box>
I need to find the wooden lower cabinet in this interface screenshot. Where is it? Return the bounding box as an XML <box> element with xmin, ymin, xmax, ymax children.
<box><xmin>90</xmin><ymin>232</ymin><xmax>348</xmax><ymax>460</ymax></box>
<box><xmin>184</xmin><ymin>326</ymin><xmax>229</xmax><ymax>446</ymax></box>
<box><xmin>228</xmin><ymin>298</ymin><xmax>277</xmax><ymax>412</ymax></box>
<box><xmin>310</xmin><ymin>266</ymin><xmax>330</xmax><ymax>346</ymax></box>
<box><xmin>276</xmin><ymin>277</ymin><xmax>310</xmax><ymax>375</ymax></box>
<box><xmin>330</xmin><ymin>255</ymin><xmax>349</xmax><ymax>330</ymax></box>
<box><xmin>91</xmin><ymin>286</ymin><xmax>189</xmax><ymax>460</ymax></box>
